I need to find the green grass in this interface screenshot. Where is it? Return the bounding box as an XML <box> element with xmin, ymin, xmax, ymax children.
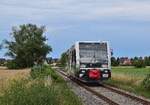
<box><xmin>0</xmin><ymin>65</ymin><xmax>82</xmax><ymax>105</ymax></box>
<box><xmin>105</xmin><ymin>66</ymin><xmax>150</xmax><ymax>99</ymax></box>
<box><xmin>112</xmin><ymin>66</ymin><xmax>150</xmax><ymax>78</ymax></box>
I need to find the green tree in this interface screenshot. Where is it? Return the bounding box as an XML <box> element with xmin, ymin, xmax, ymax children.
<box><xmin>133</xmin><ymin>59</ymin><xmax>146</xmax><ymax>68</ymax></box>
<box><xmin>116</xmin><ymin>57</ymin><xmax>120</xmax><ymax>65</ymax></box>
<box><xmin>60</xmin><ymin>52</ymin><xmax>68</xmax><ymax>67</ymax></box>
<box><xmin>5</xmin><ymin>24</ymin><xmax>52</xmax><ymax>68</ymax></box>
<box><xmin>148</xmin><ymin>56</ymin><xmax>150</xmax><ymax>66</ymax></box>
<box><xmin>111</xmin><ymin>57</ymin><xmax>119</xmax><ymax>66</ymax></box>
<box><xmin>144</xmin><ymin>56</ymin><xmax>150</xmax><ymax>66</ymax></box>
<box><xmin>130</xmin><ymin>58</ymin><xmax>134</xmax><ymax>66</ymax></box>
<box><xmin>133</xmin><ymin>56</ymin><xmax>139</xmax><ymax>61</ymax></box>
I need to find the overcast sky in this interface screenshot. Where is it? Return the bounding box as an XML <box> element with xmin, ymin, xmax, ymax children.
<box><xmin>0</xmin><ymin>0</ymin><xmax>150</xmax><ymax>58</ymax></box>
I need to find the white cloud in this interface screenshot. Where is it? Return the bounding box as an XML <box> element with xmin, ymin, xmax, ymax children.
<box><xmin>0</xmin><ymin>0</ymin><xmax>150</xmax><ymax>34</ymax></box>
<box><xmin>0</xmin><ymin>0</ymin><xmax>150</xmax><ymax>21</ymax></box>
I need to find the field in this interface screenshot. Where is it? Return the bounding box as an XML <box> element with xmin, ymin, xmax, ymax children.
<box><xmin>0</xmin><ymin>66</ymin><xmax>30</xmax><ymax>91</ymax></box>
<box><xmin>0</xmin><ymin>66</ymin><xmax>30</xmax><ymax>78</ymax></box>
<box><xmin>106</xmin><ymin>66</ymin><xmax>150</xmax><ymax>98</ymax></box>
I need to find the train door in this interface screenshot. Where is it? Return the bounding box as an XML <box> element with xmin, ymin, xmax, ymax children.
<box><xmin>71</xmin><ymin>49</ymin><xmax>76</xmax><ymax>70</ymax></box>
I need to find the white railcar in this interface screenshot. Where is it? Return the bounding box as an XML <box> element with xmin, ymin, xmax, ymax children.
<box><xmin>66</xmin><ymin>41</ymin><xmax>111</xmax><ymax>83</ymax></box>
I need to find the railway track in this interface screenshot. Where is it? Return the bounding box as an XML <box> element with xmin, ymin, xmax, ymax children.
<box><xmin>102</xmin><ymin>84</ymin><xmax>150</xmax><ymax>105</ymax></box>
<box><xmin>56</xmin><ymin>69</ymin><xmax>150</xmax><ymax>105</ymax></box>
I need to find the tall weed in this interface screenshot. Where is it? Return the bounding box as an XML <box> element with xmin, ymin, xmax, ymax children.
<box><xmin>142</xmin><ymin>74</ymin><xmax>150</xmax><ymax>90</ymax></box>
<box><xmin>0</xmin><ymin>78</ymin><xmax>58</xmax><ymax>105</ymax></box>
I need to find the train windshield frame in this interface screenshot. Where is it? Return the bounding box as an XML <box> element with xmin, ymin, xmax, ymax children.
<box><xmin>79</xmin><ymin>42</ymin><xmax>108</xmax><ymax>67</ymax></box>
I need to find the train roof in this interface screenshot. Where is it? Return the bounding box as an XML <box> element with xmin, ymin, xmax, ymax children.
<box><xmin>65</xmin><ymin>41</ymin><xmax>110</xmax><ymax>54</ymax></box>
<box><xmin>76</xmin><ymin>41</ymin><xmax>108</xmax><ymax>44</ymax></box>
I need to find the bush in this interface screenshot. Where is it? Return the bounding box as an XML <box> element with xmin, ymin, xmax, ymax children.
<box><xmin>30</xmin><ymin>65</ymin><xmax>45</xmax><ymax>79</ymax></box>
<box><xmin>133</xmin><ymin>60</ymin><xmax>146</xmax><ymax>68</ymax></box>
<box><xmin>30</xmin><ymin>65</ymin><xmax>63</xmax><ymax>82</ymax></box>
<box><xmin>142</xmin><ymin>74</ymin><xmax>150</xmax><ymax>90</ymax></box>
<box><xmin>0</xmin><ymin>59</ymin><xmax>6</xmax><ymax>66</ymax></box>
<box><xmin>6</xmin><ymin>60</ymin><xmax>19</xmax><ymax>69</ymax></box>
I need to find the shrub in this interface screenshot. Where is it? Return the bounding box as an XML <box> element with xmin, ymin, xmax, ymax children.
<box><xmin>142</xmin><ymin>74</ymin><xmax>150</xmax><ymax>90</ymax></box>
<box><xmin>6</xmin><ymin>60</ymin><xmax>19</xmax><ymax>69</ymax></box>
<box><xmin>133</xmin><ymin>60</ymin><xmax>146</xmax><ymax>68</ymax></box>
<box><xmin>30</xmin><ymin>65</ymin><xmax>45</xmax><ymax>79</ymax></box>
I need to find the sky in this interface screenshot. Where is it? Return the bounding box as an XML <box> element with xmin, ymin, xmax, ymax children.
<box><xmin>0</xmin><ymin>0</ymin><xmax>150</xmax><ymax>58</ymax></box>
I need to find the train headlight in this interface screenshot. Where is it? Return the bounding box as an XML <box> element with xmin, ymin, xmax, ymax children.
<box><xmin>79</xmin><ymin>74</ymin><xmax>84</xmax><ymax>77</ymax></box>
<box><xmin>81</xmin><ymin>70</ymin><xmax>85</xmax><ymax>73</ymax></box>
<box><xmin>104</xmin><ymin>70</ymin><xmax>108</xmax><ymax>73</ymax></box>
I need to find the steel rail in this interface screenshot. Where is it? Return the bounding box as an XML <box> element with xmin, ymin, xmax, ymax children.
<box><xmin>56</xmin><ymin>70</ymin><xmax>119</xmax><ymax>105</ymax></box>
<box><xmin>103</xmin><ymin>84</ymin><xmax>150</xmax><ymax>105</ymax></box>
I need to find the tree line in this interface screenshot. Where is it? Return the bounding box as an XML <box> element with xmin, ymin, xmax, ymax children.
<box><xmin>111</xmin><ymin>56</ymin><xmax>150</xmax><ymax>68</ymax></box>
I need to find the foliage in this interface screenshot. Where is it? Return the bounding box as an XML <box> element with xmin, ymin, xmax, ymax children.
<box><xmin>111</xmin><ymin>56</ymin><xmax>150</xmax><ymax>67</ymax></box>
<box><xmin>5</xmin><ymin>24</ymin><xmax>52</xmax><ymax>68</ymax></box>
<box><xmin>30</xmin><ymin>65</ymin><xmax>62</xmax><ymax>82</ymax></box>
<box><xmin>111</xmin><ymin>57</ymin><xmax>119</xmax><ymax>66</ymax></box>
<box><xmin>6</xmin><ymin>60</ymin><xmax>19</xmax><ymax>69</ymax></box>
<box><xmin>144</xmin><ymin>56</ymin><xmax>150</xmax><ymax>66</ymax></box>
<box><xmin>0</xmin><ymin>58</ymin><xmax>6</xmax><ymax>66</ymax></box>
<box><xmin>142</xmin><ymin>74</ymin><xmax>150</xmax><ymax>90</ymax></box>
<box><xmin>133</xmin><ymin>59</ymin><xmax>146</xmax><ymax>68</ymax></box>
<box><xmin>60</xmin><ymin>52</ymin><xmax>68</xmax><ymax>67</ymax></box>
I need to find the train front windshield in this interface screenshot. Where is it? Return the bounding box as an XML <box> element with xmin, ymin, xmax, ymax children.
<box><xmin>79</xmin><ymin>42</ymin><xmax>108</xmax><ymax>68</ymax></box>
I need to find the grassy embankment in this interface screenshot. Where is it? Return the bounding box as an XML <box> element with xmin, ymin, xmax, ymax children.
<box><xmin>0</xmin><ymin>65</ymin><xmax>82</xmax><ymax>105</ymax></box>
<box><xmin>105</xmin><ymin>66</ymin><xmax>150</xmax><ymax>98</ymax></box>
